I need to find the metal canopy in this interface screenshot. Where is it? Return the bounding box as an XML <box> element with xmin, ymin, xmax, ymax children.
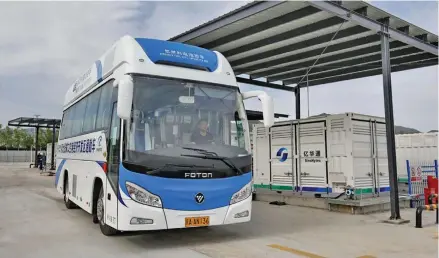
<box><xmin>170</xmin><ymin>0</ymin><xmax>439</xmax><ymax>221</ymax></box>
<box><xmin>8</xmin><ymin>117</ymin><xmax>60</xmax><ymax>171</ymax></box>
<box><xmin>8</xmin><ymin>117</ymin><xmax>61</xmax><ymax>129</ymax></box>
<box><xmin>170</xmin><ymin>0</ymin><xmax>438</xmax><ymax>90</ymax></box>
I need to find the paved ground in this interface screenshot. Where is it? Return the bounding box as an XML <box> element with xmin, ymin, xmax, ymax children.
<box><xmin>0</xmin><ymin>163</ymin><xmax>437</xmax><ymax>258</ymax></box>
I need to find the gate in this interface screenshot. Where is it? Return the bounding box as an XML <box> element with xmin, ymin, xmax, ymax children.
<box><xmin>296</xmin><ymin>121</ymin><xmax>327</xmax><ymax>193</ymax></box>
<box><xmin>270</xmin><ymin>124</ymin><xmax>295</xmax><ymax>191</ymax></box>
<box><xmin>407</xmin><ymin>160</ymin><xmax>438</xmax><ymax>207</ymax></box>
<box><xmin>253</xmin><ymin>126</ymin><xmax>270</xmax><ymax>189</ymax></box>
<box><xmin>352</xmin><ymin>119</ymin><xmax>388</xmax><ymax>196</ymax></box>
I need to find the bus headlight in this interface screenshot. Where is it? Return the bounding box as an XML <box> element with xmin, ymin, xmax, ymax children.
<box><xmin>126</xmin><ymin>182</ymin><xmax>162</xmax><ymax>208</ymax></box>
<box><xmin>230</xmin><ymin>182</ymin><xmax>252</xmax><ymax>205</ymax></box>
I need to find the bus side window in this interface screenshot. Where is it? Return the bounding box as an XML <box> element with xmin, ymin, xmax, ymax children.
<box><xmin>64</xmin><ymin>105</ymin><xmax>76</xmax><ymax>139</ymax></box>
<box><xmin>59</xmin><ymin>112</ymin><xmax>66</xmax><ymax>140</ymax></box>
<box><xmin>83</xmin><ymin>87</ymin><xmax>102</xmax><ymax>133</ymax></box>
<box><xmin>96</xmin><ymin>81</ymin><xmax>113</xmax><ymax>131</ymax></box>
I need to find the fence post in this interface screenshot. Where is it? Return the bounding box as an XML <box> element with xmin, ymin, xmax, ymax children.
<box><xmin>406</xmin><ymin>160</ymin><xmax>413</xmax><ymax>208</ymax></box>
<box><xmin>434</xmin><ymin>160</ymin><xmax>438</xmax><ymax>178</ymax></box>
<box><xmin>406</xmin><ymin>160</ymin><xmax>411</xmax><ymax>196</ymax></box>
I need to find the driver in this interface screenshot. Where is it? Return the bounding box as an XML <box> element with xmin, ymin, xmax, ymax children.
<box><xmin>190</xmin><ymin>119</ymin><xmax>214</xmax><ymax>144</ymax></box>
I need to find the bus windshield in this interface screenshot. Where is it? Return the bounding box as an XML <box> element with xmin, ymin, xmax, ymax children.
<box><xmin>124</xmin><ymin>76</ymin><xmax>251</xmax><ymax>178</ymax></box>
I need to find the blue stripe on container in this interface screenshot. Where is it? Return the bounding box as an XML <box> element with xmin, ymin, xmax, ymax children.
<box><xmin>435</xmin><ymin>160</ymin><xmax>438</xmax><ymax>177</ymax></box>
<box><xmin>299</xmin><ymin>187</ymin><xmax>332</xmax><ymax>193</ymax></box>
<box><xmin>379</xmin><ymin>187</ymin><xmax>391</xmax><ymax>192</ymax></box>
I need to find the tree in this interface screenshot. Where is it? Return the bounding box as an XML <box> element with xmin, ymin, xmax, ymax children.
<box><xmin>12</xmin><ymin>128</ymin><xmax>26</xmax><ymax>149</ymax></box>
<box><xmin>0</xmin><ymin>124</ymin><xmax>3</xmax><ymax>146</ymax></box>
<box><xmin>0</xmin><ymin>126</ymin><xmax>58</xmax><ymax>149</ymax></box>
<box><xmin>1</xmin><ymin>126</ymin><xmax>14</xmax><ymax>148</ymax></box>
<box><xmin>22</xmin><ymin>133</ymin><xmax>34</xmax><ymax>149</ymax></box>
<box><xmin>37</xmin><ymin>128</ymin><xmax>59</xmax><ymax>149</ymax></box>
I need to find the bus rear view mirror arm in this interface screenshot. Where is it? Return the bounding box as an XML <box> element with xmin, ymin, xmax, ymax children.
<box><xmin>241</xmin><ymin>90</ymin><xmax>274</xmax><ymax>127</ymax></box>
<box><xmin>117</xmin><ymin>75</ymin><xmax>134</xmax><ymax>121</ymax></box>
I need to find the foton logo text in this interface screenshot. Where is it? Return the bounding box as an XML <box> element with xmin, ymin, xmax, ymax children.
<box><xmin>184</xmin><ymin>172</ymin><xmax>213</xmax><ymax>178</ymax></box>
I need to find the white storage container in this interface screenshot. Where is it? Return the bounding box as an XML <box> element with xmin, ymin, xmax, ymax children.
<box><xmin>46</xmin><ymin>142</ymin><xmax>57</xmax><ymax>165</ymax></box>
<box><xmin>252</xmin><ymin>113</ymin><xmax>390</xmax><ymax>195</ymax></box>
<box><xmin>396</xmin><ymin>132</ymin><xmax>438</xmax><ymax>181</ymax></box>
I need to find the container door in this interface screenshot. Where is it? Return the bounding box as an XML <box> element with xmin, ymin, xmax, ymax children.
<box><xmin>270</xmin><ymin>125</ymin><xmax>295</xmax><ymax>191</ymax></box>
<box><xmin>297</xmin><ymin>122</ymin><xmax>327</xmax><ymax>193</ymax></box>
<box><xmin>253</xmin><ymin>126</ymin><xmax>270</xmax><ymax>190</ymax></box>
<box><xmin>352</xmin><ymin>120</ymin><xmax>376</xmax><ymax>195</ymax></box>
<box><xmin>373</xmin><ymin>121</ymin><xmax>389</xmax><ymax>195</ymax></box>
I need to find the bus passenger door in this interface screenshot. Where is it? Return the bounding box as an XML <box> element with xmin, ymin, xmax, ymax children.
<box><xmin>106</xmin><ymin>102</ymin><xmax>120</xmax><ymax>229</ymax></box>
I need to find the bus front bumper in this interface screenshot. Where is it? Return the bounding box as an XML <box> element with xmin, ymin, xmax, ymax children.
<box><xmin>117</xmin><ymin>196</ymin><xmax>252</xmax><ymax>231</ymax></box>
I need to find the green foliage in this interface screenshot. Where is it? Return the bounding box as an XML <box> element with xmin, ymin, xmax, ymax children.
<box><xmin>0</xmin><ymin>124</ymin><xmax>58</xmax><ymax>149</ymax></box>
<box><xmin>38</xmin><ymin>128</ymin><xmax>59</xmax><ymax>148</ymax></box>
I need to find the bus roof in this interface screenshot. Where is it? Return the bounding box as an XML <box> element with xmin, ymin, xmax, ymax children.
<box><xmin>63</xmin><ymin>35</ymin><xmax>237</xmax><ymax>109</ymax></box>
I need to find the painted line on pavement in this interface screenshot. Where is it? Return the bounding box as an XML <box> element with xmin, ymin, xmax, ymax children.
<box><xmin>267</xmin><ymin>244</ymin><xmax>326</xmax><ymax>258</ymax></box>
<box><xmin>268</xmin><ymin>244</ymin><xmax>378</xmax><ymax>258</ymax></box>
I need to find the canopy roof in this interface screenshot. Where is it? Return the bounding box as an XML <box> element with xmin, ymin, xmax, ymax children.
<box><xmin>8</xmin><ymin>117</ymin><xmax>61</xmax><ymax>129</ymax></box>
<box><xmin>6</xmin><ymin>112</ymin><xmax>283</xmax><ymax>128</ymax></box>
<box><xmin>170</xmin><ymin>1</ymin><xmax>438</xmax><ymax>91</ymax></box>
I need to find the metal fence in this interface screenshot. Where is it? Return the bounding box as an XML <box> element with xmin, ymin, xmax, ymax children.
<box><xmin>406</xmin><ymin>160</ymin><xmax>438</xmax><ymax>207</ymax></box>
<box><xmin>0</xmin><ymin>150</ymin><xmax>34</xmax><ymax>163</ymax></box>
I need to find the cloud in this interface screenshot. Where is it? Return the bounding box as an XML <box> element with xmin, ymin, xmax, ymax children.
<box><xmin>370</xmin><ymin>1</ymin><xmax>438</xmax><ymax>33</ymax></box>
<box><xmin>0</xmin><ymin>1</ymin><xmax>247</xmax><ymax>124</ymax></box>
<box><xmin>0</xmin><ymin>1</ymin><xmax>436</xmax><ymax>133</ymax></box>
<box><xmin>241</xmin><ymin>65</ymin><xmax>438</xmax><ymax>132</ymax></box>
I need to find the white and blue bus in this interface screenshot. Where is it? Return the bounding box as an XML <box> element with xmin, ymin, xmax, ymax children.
<box><xmin>55</xmin><ymin>35</ymin><xmax>273</xmax><ymax>236</ymax></box>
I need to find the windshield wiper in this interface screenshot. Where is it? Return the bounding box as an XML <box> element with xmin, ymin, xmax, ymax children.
<box><xmin>182</xmin><ymin>147</ymin><xmax>218</xmax><ymax>157</ymax></box>
<box><xmin>180</xmin><ymin>154</ymin><xmax>243</xmax><ymax>175</ymax></box>
<box><xmin>146</xmin><ymin>163</ymin><xmax>213</xmax><ymax>175</ymax></box>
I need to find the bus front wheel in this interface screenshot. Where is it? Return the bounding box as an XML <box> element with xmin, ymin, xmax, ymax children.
<box><xmin>97</xmin><ymin>187</ymin><xmax>119</xmax><ymax>236</ymax></box>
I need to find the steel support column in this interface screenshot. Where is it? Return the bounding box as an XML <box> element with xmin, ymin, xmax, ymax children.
<box><xmin>51</xmin><ymin>124</ymin><xmax>56</xmax><ymax>170</ymax></box>
<box><xmin>381</xmin><ymin>22</ymin><xmax>400</xmax><ymax>220</ymax></box>
<box><xmin>34</xmin><ymin>126</ymin><xmax>39</xmax><ymax>168</ymax></box>
<box><xmin>295</xmin><ymin>87</ymin><xmax>301</xmax><ymax>119</ymax></box>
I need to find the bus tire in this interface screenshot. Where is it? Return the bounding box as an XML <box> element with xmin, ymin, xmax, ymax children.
<box><xmin>64</xmin><ymin>173</ymin><xmax>76</xmax><ymax>209</ymax></box>
<box><xmin>97</xmin><ymin>186</ymin><xmax>118</xmax><ymax>236</ymax></box>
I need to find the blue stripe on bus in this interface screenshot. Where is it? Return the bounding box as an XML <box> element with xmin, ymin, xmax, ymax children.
<box><xmin>95</xmin><ymin>60</ymin><xmax>103</xmax><ymax>83</ymax></box>
<box><xmin>96</xmin><ymin>161</ymin><xmax>105</xmax><ymax>169</ymax></box>
<box><xmin>135</xmin><ymin>38</ymin><xmax>219</xmax><ymax>72</ymax></box>
<box><xmin>55</xmin><ymin>159</ymin><xmax>66</xmax><ymax>187</ymax></box>
<box><xmin>94</xmin><ymin>161</ymin><xmax>127</xmax><ymax>207</ymax></box>
<box><xmin>118</xmin><ymin>190</ymin><xmax>127</xmax><ymax>207</ymax></box>
<box><xmin>118</xmin><ymin>163</ymin><xmax>251</xmax><ymax>211</ymax></box>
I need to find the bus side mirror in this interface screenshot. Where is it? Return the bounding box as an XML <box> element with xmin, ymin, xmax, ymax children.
<box><xmin>241</xmin><ymin>90</ymin><xmax>274</xmax><ymax>127</ymax></box>
<box><xmin>116</xmin><ymin>75</ymin><xmax>134</xmax><ymax>121</ymax></box>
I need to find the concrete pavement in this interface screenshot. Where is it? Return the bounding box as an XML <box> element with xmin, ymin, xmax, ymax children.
<box><xmin>0</xmin><ymin>163</ymin><xmax>437</xmax><ymax>258</ymax></box>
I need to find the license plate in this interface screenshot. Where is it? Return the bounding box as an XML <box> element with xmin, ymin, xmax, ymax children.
<box><xmin>185</xmin><ymin>216</ymin><xmax>210</xmax><ymax>227</ymax></box>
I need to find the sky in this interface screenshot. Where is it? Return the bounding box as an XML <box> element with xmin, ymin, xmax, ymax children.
<box><xmin>0</xmin><ymin>0</ymin><xmax>437</xmax><ymax>132</ymax></box>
